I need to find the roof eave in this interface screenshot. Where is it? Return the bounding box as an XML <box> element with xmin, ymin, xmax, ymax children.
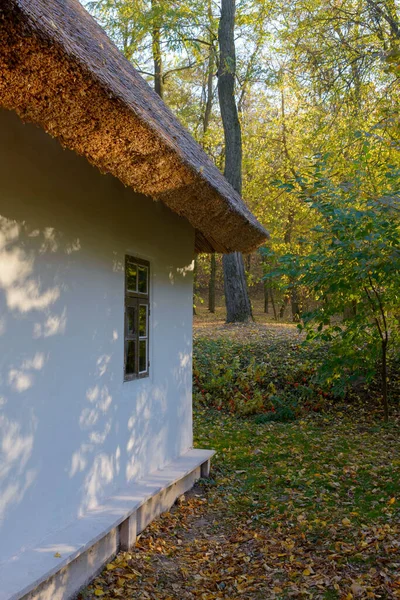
<box><xmin>0</xmin><ymin>0</ymin><xmax>269</xmax><ymax>253</ymax></box>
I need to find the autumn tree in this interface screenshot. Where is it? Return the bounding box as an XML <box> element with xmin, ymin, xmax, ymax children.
<box><xmin>85</xmin><ymin>0</ymin><xmax>400</xmax><ymax>323</ymax></box>
<box><xmin>267</xmin><ymin>152</ymin><xmax>400</xmax><ymax>421</ymax></box>
<box><xmin>218</xmin><ymin>0</ymin><xmax>253</xmax><ymax>323</ymax></box>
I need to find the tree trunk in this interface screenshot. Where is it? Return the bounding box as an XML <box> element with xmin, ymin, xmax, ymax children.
<box><xmin>223</xmin><ymin>253</ymin><xmax>253</xmax><ymax>323</ymax></box>
<box><xmin>382</xmin><ymin>339</ymin><xmax>389</xmax><ymax>422</ymax></box>
<box><xmin>203</xmin><ymin>0</ymin><xmax>215</xmax><ymax>135</ymax></box>
<box><xmin>151</xmin><ymin>0</ymin><xmax>163</xmax><ymax>99</ymax></box>
<box><xmin>208</xmin><ymin>252</ymin><xmax>216</xmax><ymax>313</ymax></box>
<box><xmin>264</xmin><ymin>280</ymin><xmax>269</xmax><ymax>313</ymax></box>
<box><xmin>291</xmin><ymin>291</ymin><xmax>301</xmax><ymax>322</ymax></box>
<box><xmin>203</xmin><ymin>58</ymin><xmax>214</xmax><ymax>134</ymax></box>
<box><xmin>270</xmin><ymin>288</ymin><xmax>278</xmax><ymax>321</ymax></box>
<box><xmin>279</xmin><ymin>296</ymin><xmax>289</xmax><ymax>319</ymax></box>
<box><xmin>218</xmin><ymin>0</ymin><xmax>252</xmax><ymax>323</ymax></box>
<box><xmin>200</xmin><ymin>0</ymin><xmax>216</xmax><ymax>139</ymax></box>
<box><xmin>246</xmin><ymin>254</ymin><xmax>251</xmax><ymax>272</ymax></box>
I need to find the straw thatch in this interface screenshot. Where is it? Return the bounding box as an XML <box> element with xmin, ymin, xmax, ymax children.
<box><xmin>0</xmin><ymin>0</ymin><xmax>268</xmax><ymax>253</ymax></box>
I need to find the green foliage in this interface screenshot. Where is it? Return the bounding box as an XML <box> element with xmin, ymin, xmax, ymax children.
<box><xmin>193</xmin><ymin>336</ymin><xmax>328</xmax><ymax>418</ymax></box>
<box><xmin>86</xmin><ymin>0</ymin><xmax>400</xmax><ymax>327</ymax></box>
<box><xmin>86</xmin><ymin>0</ymin><xmax>400</xmax><ymax>408</ymax></box>
<box><xmin>266</xmin><ymin>152</ymin><xmax>400</xmax><ymax>414</ymax></box>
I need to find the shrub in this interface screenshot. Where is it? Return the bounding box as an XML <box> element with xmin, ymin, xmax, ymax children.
<box><xmin>193</xmin><ymin>337</ymin><xmax>328</xmax><ymax>418</ymax></box>
<box><xmin>265</xmin><ymin>154</ymin><xmax>400</xmax><ymax>421</ymax></box>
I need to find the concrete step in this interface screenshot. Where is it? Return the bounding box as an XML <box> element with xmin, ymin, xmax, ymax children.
<box><xmin>0</xmin><ymin>448</ymin><xmax>214</xmax><ymax>600</ymax></box>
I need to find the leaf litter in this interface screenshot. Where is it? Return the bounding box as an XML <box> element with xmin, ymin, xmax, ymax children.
<box><xmin>80</xmin><ymin>325</ymin><xmax>400</xmax><ymax>600</ymax></box>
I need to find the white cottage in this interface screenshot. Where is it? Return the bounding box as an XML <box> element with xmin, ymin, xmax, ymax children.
<box><xmin>0</xmin><ymin>1</ymin><xmax>267</xmax><ymax>598</ymax></box>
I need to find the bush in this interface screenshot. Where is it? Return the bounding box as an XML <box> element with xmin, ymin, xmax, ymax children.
<box><xmin>193</xmin><ymin>337</ymin><xmax>328</xmax><ymax>419</ymax></box>
<box><xmin>265</xmin><ymin>153</ymin><xmax>400</xmax><ymax>420</ymax></box>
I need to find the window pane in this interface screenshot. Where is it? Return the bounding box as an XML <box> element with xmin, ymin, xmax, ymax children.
<box><xmin>126</xmin><ymin>262</ymin><xmax>137</xmax><ymax>292</ymax></box>
<box><xmin>139</xmin><ymin>305</ymin><xmax>147</xmax><ymax>337</ymax></box>
<box><xmin>127</xmin><ymin>305</ymin><xmax>137</xmax><ymax>336</ymax></box>
<box><xmin>139</xmin><ymin>340</ymin><xmax>147</xmax><ymax>373</ymax></box>
<box><xmin>138</xmin><ymin>266</ymin><xmax>148</xmax><ymax>294</ymax></box>
<box><xmin>126</xmin><ymin>340</ymin><xmax>136</xmax><ymax>375</ymax></box>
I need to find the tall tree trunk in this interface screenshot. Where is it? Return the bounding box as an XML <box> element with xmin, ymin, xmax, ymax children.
<box><xmin>279</xmin><ymin>296</ymin><xmax>289</xmax><ymax>319</ymax></box>
<box><xmin>151</xmin><ymin>0</ymin><xmax>163</xmax><ymax>99</ymax></box>
<box><xmin>223</xmin><ymin>253</ymin><xmax>252</xmax><ymax>322</ymax></box>
<box><xmin>218</xmin><ymin>0</ymin><xmax>252</xmax><ymax>323</ymax></box>
<box><xmin>208</xmin><ymin>252</ymin><xmax>216</xmax><ymax>313</ymax></box>
<box><xmin>291</xmin><ymin>288</ymin><xmax>301</xmax><ymax>322</ymax></box>
<box><xmin>264</xmin><ymin>280</ymin><xmax>269</xmax><ymax>313</ymax></box>
<box><xmin>203</xmin><ymin>0</ymin><xmax>215</xmax><ymax>135</ymax></box>
<box><xmin>203</xmin><ymin>11</ymin><xmax>217</xmax><ymax>314</ymax></box>
<box><xmin>382</xmin><ymin>338</ymin><xmax>389</xmax><ymax>422</ymax></box>
<box><xmin>283</xmin><ymin>207</ymin><xmax>300</xmax><ymax>322</ymax></box>
<box><xmin>270</xmin><ymin>288</ymin><xmax>278</xmax><ymax>321</ymax></box>
<box><xmin>203</xmin><ymin>59</ymin><xmax>214</xmax><ymax>134</ymax></box>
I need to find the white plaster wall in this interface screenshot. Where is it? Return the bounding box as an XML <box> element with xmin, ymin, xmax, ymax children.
<box><xmin>0</xmin><ymin>109</ymin><xmax>194</xmax><ymax>563</ymax></box>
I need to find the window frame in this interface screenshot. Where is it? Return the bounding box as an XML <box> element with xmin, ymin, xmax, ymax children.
<box><xmin>124</xmin><ymin>255</ymin><xmax>150</xmax><ymax>381</ymax></box>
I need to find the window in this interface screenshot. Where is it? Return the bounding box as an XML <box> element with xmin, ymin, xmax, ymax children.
<box><xmin>124</xmin><ymin>255</ymin><xmax>150</xmax><ymax>380</ymax></box>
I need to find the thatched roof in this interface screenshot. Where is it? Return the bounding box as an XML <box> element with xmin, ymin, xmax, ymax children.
<box><xmin>0</xmin><ymin>0</ymin><xmax>268</xmax><ymax>253</ymax></box>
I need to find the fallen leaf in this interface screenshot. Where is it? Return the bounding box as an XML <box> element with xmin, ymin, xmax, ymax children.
<box><xmin>351</xmin><ymin>582</ymin><xmax>365</xmax><ymax>596</ymax></box>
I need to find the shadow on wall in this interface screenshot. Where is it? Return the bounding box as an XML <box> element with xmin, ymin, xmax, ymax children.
<box><xmin>0</xmin><ymin>207</ymin><xmax>193</xmax><ymax>564</ymax></box>
<box><xmin>0</xmin><ymin>217</ymin><xmax>71</xmax><ymax>531</ymax></box>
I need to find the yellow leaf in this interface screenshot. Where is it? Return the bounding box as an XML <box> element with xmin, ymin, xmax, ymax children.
<box><xmin>53</xmin><ymin>552</ymin><xmax>61</xmax><ymax>558</ymax></box>
<box><xmin>389</xmin><ymin>497</ymin><xmax>396</xmax><ymax>505</ymax></box>
<box><xmin>106</xmin><ymin>563</ymin><xmax>116</xmax><ymax>570</ymax></box>
<box><xmin>94</xmin><ymin>590</ymin><xmax>104</xmax><ymax>597</ymax></box>
<box><xmin>297</xmin><ymin>514</ymin><xmax>306</xmax><ymax>522</ymax></box>
<box><xmin>303</xmin><ymin>568</ymin><xmax>311</xmax><ymax>576</ymax></box>
<box><xmin>351</xmin><ymin>582</ymin><xmax>365</xmax><ymax>596</ymax></box>
<box><xmin>342</xmin><ymin>517</ymin><xmax>351</xmax><ymax>527</ymax></box>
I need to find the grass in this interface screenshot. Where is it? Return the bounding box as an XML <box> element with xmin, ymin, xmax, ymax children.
<box><xmin>82</xmin><ymin>407</ymin><xmax>400</xmax><ymax>599</ymax></box>
<box><xmin>195</xmin><ymin>408</ymin><xmax>400</xmax><ymax>534</ymax></box>
<box><xmin>81</xmin><ymin>324</ymin><xmax>400</xmax><ymax>600</ymax></box>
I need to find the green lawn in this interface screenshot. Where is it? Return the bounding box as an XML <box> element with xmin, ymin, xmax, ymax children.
<box><xmin>195</xmin><ymin>408</ymin><xmax>400</xmax><ymax>528</ymax></box>
<box><xmin>81</xmin><ymin>323</ymin><xmax>400</xmax><ymax>599</ymax></box>
<box><xmin>192</xmin><ymin>407</ymin><xmax>400</xmax><ymax>598</ymax></box>
<box><xmin>82</xmin><ymin>406</ymin><xmax>400</xmax><ymax>599</ymax></box>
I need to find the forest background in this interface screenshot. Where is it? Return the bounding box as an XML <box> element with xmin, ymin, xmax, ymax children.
<box><xmin>75</xmin><ymin>5</ymin><xmax>400</xmax><ymax>596</ymax></box>
<box><xmin>84</xmin><ymin>0</ymin><xmax>399</xmax><ymax>318</ymax></box>
<box><xmin>83</xmin><ymin>0</ymin><xmax>400</xmax><ymax>419</ymax></box>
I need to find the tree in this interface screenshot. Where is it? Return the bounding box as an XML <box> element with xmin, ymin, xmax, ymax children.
<box><xmin>85</xmin><ymin>0</ymin><xmax>400</xmax><ymax>329</ymax></box>
<box><xmin>86</xmin><ymin>0</ymin><xmax>207</xmax><ymax>98</ymax></box>
<box><xmin>218</xmin><ymin>0</ymin><xmax>253</xmax><ymax>323</ymax></box>
<box><xmin>268</xmin><ymin>152</ymin><xmax>400</xmax><ymax>421</ymax></box>
<box><xmin>151</xmin><ymin>0</ymin><xmax>163</xmax><ymax>97</ymax></box>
